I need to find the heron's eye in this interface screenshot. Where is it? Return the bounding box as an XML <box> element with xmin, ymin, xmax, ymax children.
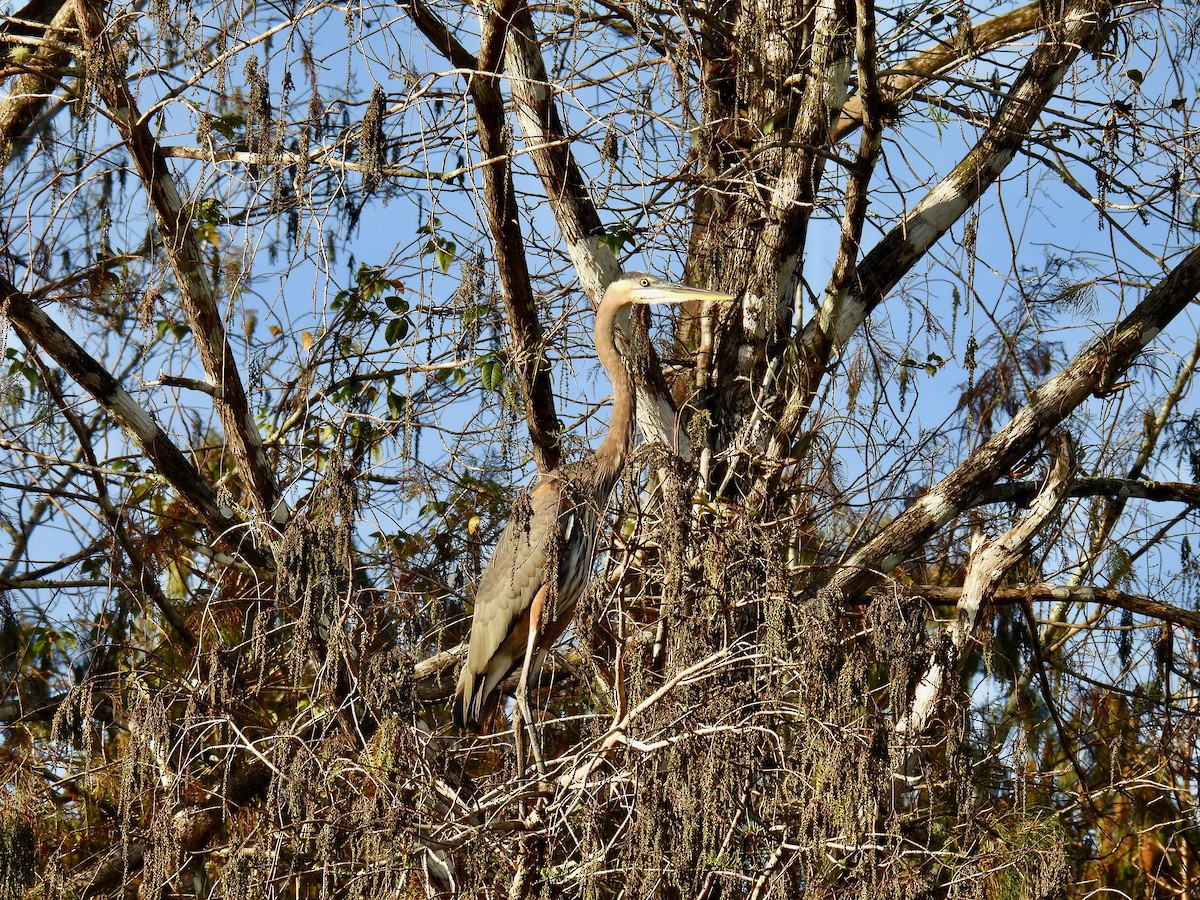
<box><xmin>639</xmin><ymin>278</ymin><xmax>650</xmax><ymax>287</ymax></box>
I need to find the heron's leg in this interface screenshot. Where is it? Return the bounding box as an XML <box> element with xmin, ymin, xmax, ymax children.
<box><xmin>514</xmin><ymin>585</ymin><xmax>549</xmax><ymax>777</ymax></box>
<box><xmin>511</xmin><ymin>697</ymin><xmax>528</xmax><ymax>776</ymax></box>
<box><xmin>511</xmin><ymin>652</ymin><xmax>544</xmax><ymax>777</ymax></box>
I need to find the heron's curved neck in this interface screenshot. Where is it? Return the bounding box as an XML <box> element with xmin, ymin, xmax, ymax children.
<box><xmin>593</xmin><ymin>301</ymin><xmax>634</xmax><ymax>499</ymax></box>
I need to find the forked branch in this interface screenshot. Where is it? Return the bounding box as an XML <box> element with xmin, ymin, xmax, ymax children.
<box><xmin>799</xmin><ymin>0</ymin><xmax>1117</xmax><ymax>416</ymax></box>
<box><xmin>401</xmin><ymin>0</ymin><xmax>563</xmax><ymax>472</ymax></box>
<box><xmin>0</xmin><ymin>277</ymin><xmax>266</xmax><ymax>568</ymax></box>
<box><xmin>504</xmin><ymin>0</ymin><xmax>619</xmax><ymax>304</ymax></box>
<box><xmin>832</xmin><ymin>243</ymin><xmax>1200</xmax><ymax>600</ymax></box>
<box><xmin>895</xmin><ymin>433</ymin><xmax>1075</xmax><ymax>738</ymax></box>
<box><xmin>830</xmin><ymin>2</ymin><xmax>1044</xmax><ymax>142</ymax></box>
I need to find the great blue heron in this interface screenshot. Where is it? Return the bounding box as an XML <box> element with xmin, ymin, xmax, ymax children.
<box><xmin>452</xmin><ymin>273</ymin><xmax>734</xmax><ymax>739</ymax></box>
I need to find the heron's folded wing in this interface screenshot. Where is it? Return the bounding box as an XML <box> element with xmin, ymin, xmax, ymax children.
<box><xmin>462</xmin><ymin>477</ymin><xmax>563</xmax><ymax>679</ymax></box>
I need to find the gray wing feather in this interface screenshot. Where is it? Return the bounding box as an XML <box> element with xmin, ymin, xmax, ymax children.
<box><xmin>455</xmin><ymin>476</ymin><xmax>563</xmax><ymax>725</ymax></box>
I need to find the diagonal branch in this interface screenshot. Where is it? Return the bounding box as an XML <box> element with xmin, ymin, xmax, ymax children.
<box><xmin>895</xmin><ymin>433</ymin><xmax>1075</xmax><ymax>738</ymax></box>
<box><xmin>830</xmin><ymin>242</ymin><xmax>1200</xmax><ymax>601</ymax></box>
<box><xmin>829</xmin><ymin>2</ymin><xmax>1044</xmax><ymax>143</ymax></box>
<box><xmin>0</xmin><ymin>277</ymin><xmax>268</xmax><ymax>569</ymax></box>
<box><xmin>504</xmin><ymin>0</ymin><xmax>618</xmax><ymax>304</ymax></box>
<box><xmin>503</xmin><ymin>2</ymin><xmax>687</xmax><ymax>452</ymax></box>
<box><xmin>77</xmin><ymin>1</ymin><xmax>283</xmax><ymax>522</ymax></box>
<box><xmin>474</xmin><ymin>4</ymin><xmax>562</xmax><ymax>472</ymax></box>
<box><xmin>0</xmin><ymin>0</ymin><xmax>78</xmax><ymax>155</ymax></box>
<box><xmin>1078</xmin><ymin>331</ymin><xmax>1200</xmax><ymax>578</ymax></box>
<box><xmin>397</xmin><ymin>0</ymin><xmax>476</xmax><ymax>70</ymax></box>
<box><xmin>791</xmin><ymin>0</ymin><xmax>1117</xmax><ymax>438</ymax></box>
<box><xmin>400</xmin><ymin>0</ymin><xmax>563</xmax><ymax>472</ymax></box>
<box><xmin>828</xmin><ymin>0</ymin><xmax>885</xmax><ymax>300</ymax></box>
<box><xmin>720</xmin><ymin>0</ymin><xmax>1134</xmax><ymax>495</ymax></box>
<box><xmin>27</xmin><ymin>348</ymin><xmax>198</xmax><ymax>649</ymax></box>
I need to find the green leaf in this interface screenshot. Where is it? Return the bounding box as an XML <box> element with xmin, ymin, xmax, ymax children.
<box><xmin>357</xmin><ymin>265</ymin><xmax>388</xmax><ymax>300</ymax></box>
<box><xmin>481</xmin><ymin>358</ymin><xmax>505</xmax><ymax>392</ymax></box>
<box><xmin>386</xmin><ymin>391</ymin><xmax>407</xmax><ymax>419</ymax></box>
<box><xmin>193</xmin><ymin>197</ymin><xmax>223</xmax><ymax>223</ymax></box>
<box><xmin>211</xmin><ymin>112</ymin><xmax>245</xmax><ymax>140</ymax></box>
<box><xmin>385</xmin><ymin>295</ymin><xmax>408</xmax><ymax>314</ymax></box>
<box><xmin>462</xmin><ymin>304</ymin><xmax>488</xmax><ymax>326</ymax></box>
<box><xmin>384</xmin><ymin>317</ymin><xmax>410</xmax><ymax>345</ymax></box>
<box><xmin>598</xmin><ymin>222</ymin><xmax>637</xmax><ymax>255</ymax></box>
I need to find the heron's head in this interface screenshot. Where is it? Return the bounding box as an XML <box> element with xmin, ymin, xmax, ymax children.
<box><xmin>602</xmin><ymin>272</ymin><xmax>735</xmax><ymax>334</ymax></box>
<box><xmin>607</xmin><ymin>272</ymin><xmax>734</xmax><ymax>309</ymax></box>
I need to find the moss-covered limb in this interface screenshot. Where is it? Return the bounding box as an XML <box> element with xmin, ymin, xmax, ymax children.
<box><xmin>0</xmin><ymin>0</ymin><xmax>79</xmax><ymax>166</ymax></box>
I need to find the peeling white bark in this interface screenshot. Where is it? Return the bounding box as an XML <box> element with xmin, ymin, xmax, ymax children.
<box><xmin>834</xmin><ymin>243</ymin><xmax>1200</xmax><ymax>600</ymax></box>
<box><xmin>635</xmin><ymin>393</ymin><xmax>689</xmax><ymax>457</ymax></box>
<box><xmin>504</xmin><ymin>13</ymin><xmax>685</xmax><ymax>457</ymax></box>
<box><xmin>813</xmin><ymin>0</ymin><xmax>1113</xmax><ymax>361</ymax></box>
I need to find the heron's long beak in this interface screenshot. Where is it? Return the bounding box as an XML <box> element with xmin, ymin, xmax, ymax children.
<box><xmin>638</xmin><ymin>283</ymin><xmax>735</xmax><ymax>306</ymax></box>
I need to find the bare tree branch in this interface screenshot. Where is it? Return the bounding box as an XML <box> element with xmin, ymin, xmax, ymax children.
<box><xmin>790</xmin><ymin>0</ymin><xmax>1117</xmax><ymax>447</ymax></box>
<box><xmin>907</xmin><ymin>583</ymin><xmax>1200</xmax><ymax>633</ymax></box>
<box><xmin>501</xmin><ymin>2</ymin><xmax>690</xmax><ymax>455</ymax></box>
<box><xmin>504</xmin><ymin>0</ymin><xmax>619</xmax><ymax>304</ymax></box>
<box><xmin>27</xmin><ymin>349</ymin><xmax>197</xmax><ymax>649</ymax></box>
<box><xmin>973</xmin><ymin>475</ymin><xmax>1200</xmax><ymax>509</ymax></box>
<box><xmin>1078</xmin><ymin>333</ymin><xmax>1200</xmax><ymax>577</ymax></box>
<box><xmin>0</xmin><ymin>277</ymin><xmax>268</xmax><ymax>568</ymax></box>
<box><xmin>77</xmin><ymin>0</ymin><xmax>284</xmax><ymax>522</ymax></box>
<box><xmin>831</xmin><ymin>242</ymin><xmax>1200</xmax><ymax>599</ymax></box>
<box><xmin>896</xmin><ymin>433</ymin><xmax>1075</xmax><ymax>738</ymax></box>
<box><xmin>0</xmin><ymin>0</ymin><xmax>76</xmax><ymax>154</ymax></box>
<box><xmin>829</xmin><ymin>2</ymin><xmax>1044</xmax><ymax>142</ymax></box>
<box><xmin>401</xmin><ymin>0</ymin><xmax>563</xmax><ymax>472</ymax></box>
